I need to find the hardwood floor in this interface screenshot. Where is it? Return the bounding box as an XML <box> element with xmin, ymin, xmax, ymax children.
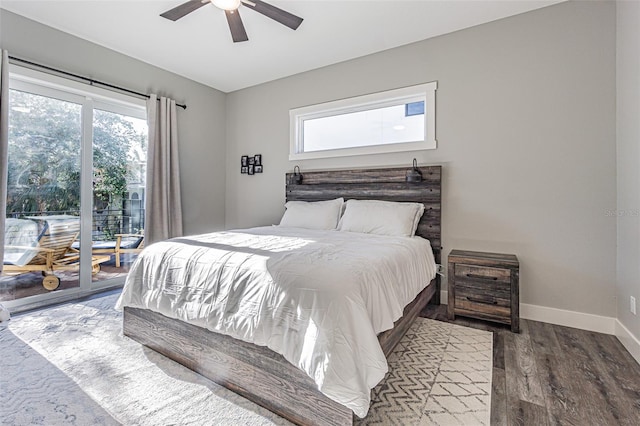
<box><xmin>420</xmin><ymin>304</ymin><xmax>640</xmax><ymax>425</ymax></box>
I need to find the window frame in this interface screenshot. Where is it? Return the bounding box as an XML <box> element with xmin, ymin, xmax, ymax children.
<box><xmin>289</xmin><ymin>81</ymin><xmax>437</xmax><ymax>161</ymax></box>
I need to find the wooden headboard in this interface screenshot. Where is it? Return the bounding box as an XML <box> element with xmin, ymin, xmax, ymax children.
<box><xmin>285</xmin><ymin>165</ymin><xmax>442</xmax><ymax>255</ymax></box>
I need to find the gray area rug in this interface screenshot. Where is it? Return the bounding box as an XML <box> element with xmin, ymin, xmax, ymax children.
<box><xmin>0</xmin><ymin>293</ymin><xmax>492</xmax><ymax>425</ymax></box>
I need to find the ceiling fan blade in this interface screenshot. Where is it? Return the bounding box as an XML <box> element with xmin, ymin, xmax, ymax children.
<box><xmin>242</xmin><ymin>0</ymin><xmax>303</xmax><ymax>30</ymax></box>
<box><xmin>160</xmin><ymin>0</ymin><xmax>208</xmax><ymax>21</ymax></box>
<box><xmin>225</xmin><ymin>9</ymin><xmax>249</xmax><ymax>43</ymax></box>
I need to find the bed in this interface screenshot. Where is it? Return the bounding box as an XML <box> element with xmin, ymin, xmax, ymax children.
<box><xmin>118</xmin><ymin>165</ymin><xmax>442</xmax><ymax>425</ymax></box>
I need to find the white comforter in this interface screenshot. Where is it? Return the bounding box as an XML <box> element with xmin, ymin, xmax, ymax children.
<box><xmin>116</xmin><ymin>226</ymin><xmax>436</xmax><ymax>417</ymax></box>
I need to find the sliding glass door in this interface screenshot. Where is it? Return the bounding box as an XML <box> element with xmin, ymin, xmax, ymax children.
<box><xmin>1</xmin><ymin>68</ymin><xmax>146</xmax><ymax>308</ymax></box>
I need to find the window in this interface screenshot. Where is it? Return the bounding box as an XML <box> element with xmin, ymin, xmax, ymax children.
<box><xmin>289</xmin><ymin>82</ymin><xmax>437</xmax><ymax>160</ymax></box>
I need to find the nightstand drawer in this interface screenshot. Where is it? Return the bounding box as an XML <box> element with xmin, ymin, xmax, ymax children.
<box><xmin>455</xmin><ymin>282</ymin><xmax>511</xmax><ymax>307</ymax></box>
<box><xmin>455</xmin><ymin>300</ymin><xmax>511</xmax><ymax>323</ymax></box>
<box><xmin>455</xmin><ymin>264</ymin><xmax>511</xmax><ymax>284</ymax></box>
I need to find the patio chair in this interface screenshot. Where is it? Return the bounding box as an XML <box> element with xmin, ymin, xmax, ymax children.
<box><xmin>114</xmin><ymin>232</ymin><xmax>145</xmax><ymax>267</ymax></box>
<box><xmin>91</xmin><ymin>232</ymin><xmax>144</xmax><ymax>268</ymax></box>
<box><xmin>3</xmin><ymin>216</ymin><xmax>110</xmax><ymax>291</ymax></box>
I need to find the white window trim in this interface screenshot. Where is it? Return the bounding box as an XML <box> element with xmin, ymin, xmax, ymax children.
<box><xmin>289</xmin><ymin>81</ymin><xmax>437</xmax><ymax>161</ymax></box>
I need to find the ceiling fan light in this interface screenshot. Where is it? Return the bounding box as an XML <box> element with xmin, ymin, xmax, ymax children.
<box><xmin>211</xmin><ymin>0</ymin><xmax>241</xmax><ymax>11</ymax></box>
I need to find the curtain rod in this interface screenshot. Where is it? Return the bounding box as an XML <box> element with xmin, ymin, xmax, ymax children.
<box><xmin>8</xmin><ymin>56</ymin><xmax>187</xmax><ymax>110</ymax></box>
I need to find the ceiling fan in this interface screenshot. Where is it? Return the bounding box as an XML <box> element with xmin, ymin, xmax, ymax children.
<box><xmin>160</xmin><ymin>0</ymin><xmax>303</xmax><ymax>43</ymax></box>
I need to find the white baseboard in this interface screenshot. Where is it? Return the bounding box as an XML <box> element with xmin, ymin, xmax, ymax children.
<box><xmin>520</xmin><ymin>303</ymin><xmax>616</xmax><ymax>335</ymax></box>
<box><xmin>439</xmin><ymin>290</ymin><xmax>616</xmax><ymax>335</ymax></box>
<box><xmin>616</xmin><ymin>320</ymin><xmax>640</xmax><ymax>365</ymax></box>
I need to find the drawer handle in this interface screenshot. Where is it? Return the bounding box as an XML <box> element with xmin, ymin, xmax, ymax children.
<box><xmin>466</xmin><ymin>273</ymin><xmax>498</xmax><ymax>280</ymax></box>
<box><xmin>467</xmin><ymin>296</ymin><xmax>497</xmax><ymax>305</ymax></box>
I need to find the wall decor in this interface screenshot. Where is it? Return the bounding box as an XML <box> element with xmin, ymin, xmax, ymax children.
<box><xmin>241</xmin><ymin>154</ymin><xmax>264</xmax><ymax>175</ymax></box>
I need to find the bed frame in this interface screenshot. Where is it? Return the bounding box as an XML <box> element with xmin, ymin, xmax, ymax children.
<box><xmin>123</xmin><ymin>165</ymin><xmax>442</xmax><ymax>425</ymax></box>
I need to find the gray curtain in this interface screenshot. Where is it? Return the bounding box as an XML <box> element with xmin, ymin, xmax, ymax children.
<box><xmin>0</xmin><ymin>50</ymin><xmax>9</xmax><ymax>273</ymax></box>
<box><xmin>144</xmin><ymin>94</ymin><xmax>183</xmax><ymax>245</ymax></box>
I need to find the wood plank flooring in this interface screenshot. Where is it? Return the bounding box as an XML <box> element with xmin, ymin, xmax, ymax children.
<box><xmin>420</xmin><ymin>304</ymin><xmax>640</xmax><ymax>425</ymax></box>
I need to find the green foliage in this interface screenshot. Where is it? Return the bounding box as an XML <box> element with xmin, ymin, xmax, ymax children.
<box><xmin>93</xmin><ymin>109</ymin><xmax>134</xmax><ymax>210</ymax></box>
<box><xmin>7</xmin><ymin>90</ymin><xmax>82</xmax><ymax>214</ymax></box>
<box><xmin>6</xmin><ymin>89</ymin><xmax>146</xmax><ymax>216</ymax></box>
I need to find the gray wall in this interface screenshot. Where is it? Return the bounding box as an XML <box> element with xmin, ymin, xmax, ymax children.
<box><xmin>0</xmin><ymin>10</ymin><xmax>227</xmax><ymax>236</ymax></box>
<box><xmin>616</xmin><ymin>0</ymin><xmax>640</xmax><ymax>338</ymax></box>
<box><xmin>226</xmin><ymin>1</ymin><xmax>617</xmax><ymax>317</ymax></box>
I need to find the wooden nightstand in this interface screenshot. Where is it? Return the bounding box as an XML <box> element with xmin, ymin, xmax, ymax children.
<box><xmin>447</xmin><ymin>250</ymin><xmax>519</xmax><ymax>332</ymax></box>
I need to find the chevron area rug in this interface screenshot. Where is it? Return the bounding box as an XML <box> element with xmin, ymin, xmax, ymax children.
<box><xmin>0</xmin><ymin>292</ymin><xmax>492</xmax><ymax>425</ymax></box>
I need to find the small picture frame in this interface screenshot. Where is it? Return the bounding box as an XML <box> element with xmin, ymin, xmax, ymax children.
<box><xmin>241</xmin><ymin>155</ymin><xmax>249</xmax><ymax>167</ymax></box>
<box><xmin>255</xmin><ymin>165</ymin><xmax>263</xmax><ymax>173</ymax></box>
<box><xmin>248</xmin><ymin>164</ymin><xmax>255</xmax><ymax>175</ymax></box>
<box><xmin>254</xmin><ymin>154</ymin><xmax>262</xmax><ymax>166</ymax></box>
<box><xmin>248</xmin><ymin>157</ymin><xmax>255</xmax><ymax>166</ymax></box>
<box><xmin>241</xmin><ymin>166</ymin><xmax>248</xmax><ymax>174</ymax></box>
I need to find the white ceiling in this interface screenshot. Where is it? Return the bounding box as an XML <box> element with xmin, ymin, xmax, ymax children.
<box><xmin>1</xmin><ymin>0</ymin><xmax>563</xmax><ymax>93</ymax></box>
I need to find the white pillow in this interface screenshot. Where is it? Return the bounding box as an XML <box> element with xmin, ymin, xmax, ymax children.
<box><xmin>338</xmin><ymin>199</ymin><xmax>425</xmax><ymax>237</ymax></box>
<box><xmin>279</xmin><ymin>198</ymin><xmax>344</xmax><ymax>230</ymax></box>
